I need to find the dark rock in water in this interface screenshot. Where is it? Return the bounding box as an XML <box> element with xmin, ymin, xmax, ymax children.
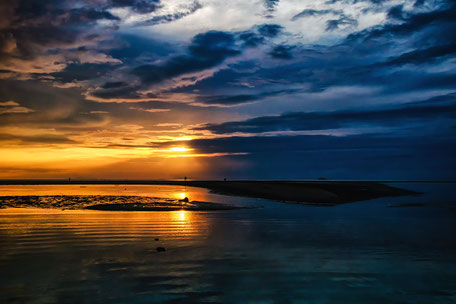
<box><xmin>156</xmin><ymin>247</ymin><xmax>166</xmax><ymax>252</ymax></box>
<box><xmin>179</xmin><ymin>197</ymin><xmax>189</xmax><ymax>203</ymax></box>
<box><xmin>155</xmin><ymin>238</ymin><xmax>159</xmax><ymax>241</ymax></box>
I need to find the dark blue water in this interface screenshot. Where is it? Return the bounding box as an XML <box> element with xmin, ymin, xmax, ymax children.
<box><xmin>1</xmin><ymin>183</ymin><xmax>455</xmax><ymax>303</ymax></box>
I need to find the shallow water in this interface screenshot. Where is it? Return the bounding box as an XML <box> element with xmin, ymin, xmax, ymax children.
<box><xmin>1</xmin><ymin>183</ymin><xmax>456</xmax><ymax>303</ymax></box>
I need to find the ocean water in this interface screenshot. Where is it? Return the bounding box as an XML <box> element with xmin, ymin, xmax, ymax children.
<box><xmin>0</xmin><ymin>183</ymin><xmax>455</xmax><ymax>303</ymax></box>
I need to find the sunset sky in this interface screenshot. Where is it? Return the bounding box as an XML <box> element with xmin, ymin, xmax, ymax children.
<box><xmin>0</xmin><ymin>0</ymin><xmax>455</xmax><ymax>180</ymax></box>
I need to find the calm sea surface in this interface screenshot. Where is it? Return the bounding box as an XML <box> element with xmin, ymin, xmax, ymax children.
<box><xmin>1</xmin><ymin>183</ymin><xmax>455</xmax><ymax>303</ymax></box>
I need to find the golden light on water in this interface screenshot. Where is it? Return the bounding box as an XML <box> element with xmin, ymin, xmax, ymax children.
<box><xmin>0</xmin><ymin>208</ymin><xmax>205</xmax><ymax>242</ymax></box>
<box><xmin>176</xmin><ymin>210</ymin><xmax>187</xmax><ymax>221</ymax></box>
<box><xmin>169</xmin><ymin>210</ymin><xmax>193</xmax><ymax>234</ymax></box>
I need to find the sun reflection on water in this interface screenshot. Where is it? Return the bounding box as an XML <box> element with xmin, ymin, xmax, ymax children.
<box><xmin>0</xmin><ymin>208</ymin><xmax>205</xmax><ymax>242</ymax></box>
<box><xmin>176</xmin><ymin>210</ymin><xmax>187</xmax><ymax>221</ymax></box>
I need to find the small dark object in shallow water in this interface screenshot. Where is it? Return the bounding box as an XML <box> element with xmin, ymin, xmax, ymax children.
<box><xmin>155</xmin><ymin>238</ymin><xmax>159</xmax><ymax>241</ymax></box>
<box><xmin>156</xmin><ymin>247</ymin><xmax>166</xmax><ymax>252</ymax></box>
<box><xmin>179</xmin><ymin>197</ymin><xmax>189</xmax><ymax>203</ymax></box>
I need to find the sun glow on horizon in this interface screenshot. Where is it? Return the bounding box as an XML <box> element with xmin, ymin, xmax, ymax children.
<box><xmin>169</xmin><ymin>147</ymin><xmax>193</xmax><ymax>152</ymax></box>
<box><xmin>179</xmin><ymin>192</ymin><xmax>187</xmax><ymax>200</ymax></box>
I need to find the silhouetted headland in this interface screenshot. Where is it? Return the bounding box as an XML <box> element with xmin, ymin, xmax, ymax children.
<box><xmin>0</xmin><ymin>180</ymin><xmax>419</xmax><ymax>205</ymax></box>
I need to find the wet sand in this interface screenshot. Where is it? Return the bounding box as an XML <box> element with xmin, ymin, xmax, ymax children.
<box><xmin>0</xmin><ymin>195</ymin><xmax>250</xmax><ymax>211</ymax></box>
<box><xmin>0</xmin><ymin>180</ymin><xmax>418</xmax><ymax>205</ymax></box>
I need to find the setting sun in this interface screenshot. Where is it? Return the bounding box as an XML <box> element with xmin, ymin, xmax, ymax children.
<box><xmin>169</xmin><ymin>147</ymin><xmax>193</xmax><ymax>152</ymax></box>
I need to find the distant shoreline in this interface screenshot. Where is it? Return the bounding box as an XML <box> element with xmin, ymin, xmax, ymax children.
<box><xmin>0</xmin><ymin>180</ymin><xmax>421</xmax><ymax>205</ymax></box>
<box><xmin>0</xmin><ymin>179</ymin><xmax>455</xmax><ymax>185</ymax></box>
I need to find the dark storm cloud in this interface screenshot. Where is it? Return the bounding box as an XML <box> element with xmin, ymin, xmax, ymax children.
<box><xmin>168</xmin><ymin>67</ymin><xmax>250</xmax><ymax>94</ymax></box>
<box><xmin>269</xmin><ymin>45</ymin><xmax>295</xmax><ymax>59</ymax></box>
<box><xmin>137</xmin><ymin>1</ymin><xmax>202</xmax><ymax>26</ymax></box>
<box><xmin>107</xmin><ymin>34</ymin><xmax>175</xmax><ymax>63</ymax></box>
<box><xmin>237</xmin><ymin>24</ymin><xmax>283</xmax><ymax>47</ymax></box>
<box><xmin>0</xmin><ymin>133</ymin><xmax>77</xmax><ymax>144</ymax></box>
<box><xmin>109</xmin><ymin>0</ymin><xmax>161</xmax><ymax>13</ymax></box>
<box><xmin>50</xmin><ymin>63</ymin><xmax>119</xmax><ymax>83</ymax></box>
<box><xmin>261</xmin><ymin>2</ymin><xmax>456</xmax><ymax>93</ymax></box>
<box><xmin>382</xmin><ymin>44</ymin><xmax>456</xmax><ymax>66</ymax></box>
<box><xmin>196</xmin><ymin>89</ymin><xmax>300</xmax><ymax>105</ymax></box>
<box><xmin>195</xmin><ymin>94</ymin><xmax>456</xmax><ymax>134</ymax></box>
<box><xmin>291</xmin><ymin>9</ymin><xmax>342</xmax><ymax>20</ymax></box>
<box><xmin>265</xmin><ymin>0</ymin><xmax>280</xmax><ymax>11</ymax></box>
<box><xmin>264</xmin><ymin>0</ymin><xmax>280</xmax><ymax>17</ymax></box>
<box><xmin>61</xmin><ymin>8</ymin><xmax>120</xmax><ymax>23</ymax></box>
<box><xmin>0</xmin><ymin>1</ymin><xmax>118</xmax><ymax>44</ymax></box>
<box><xmin>170</xmin><ymin>54</ymin><xmax>454</xmax><ymax>105</ymax></box>
<box><xmin>90</xmin><ymin>85</ymin><xmax>141</xmax><ymax>99</ymax></box>
<box><xmin>166</xmin><ymin>1</ymin><xmax>455</xmax><ymax>100</ymax></box>
<box><xmin>105</xmin><ymin>22</ymin><xmax>283</xmax><ymax>88</ymax></box>
<box><xmin>0</xmin><ymin>79</ymin><xmax>110</xmax><ymax>130</ymax></box>
<box><xmin>257</xmin><ymin>24</ymin><xmax>283</xmax><ymax>37</ymax></box>
<box><xmin>326</xmin><ymin>0</ymin><xmax>392</xmax><ymax>4</ymax></box>
<box><xmin>238</xmin><ymin>32</ymin><xmax>265</xmax><ymax>47</ymax></box>
<box><xmin>346</xmin><ymin>2</ymin><xmax>456</xmax><ymax>42</ymax></box>
<box><xmin>101</xmin><ymin>81</ymin><xmax>128</xmax><ymax>89</ymax></box>
<box><xmin>0</xmin><ymin>0</ymin><xmax>123</xmax><ymax>78</ymax></box>
<box><xmin>198</xmin><ymin>94</ymin><xmax>260</xmax><ymax>105</ymax></box>
<box><xmin>2</xmin><ymin>1</ymin><xmax>118</xmax><ymax>24</ymax></box>
<box><xmin>94</xmin><ymin>23</ymin><xmax>286</xmax><ymax>100</ymax></box>
<box><xmin>387</xmin><ymin>5</ymin><xmax>406</xmax><ymax>20</ymax></box>
<box><xmin>132</xmin><ymin>31</ymin><xmax>241</xmax><ymax>84</ymax></box>
<box><xmin>123</xmin><ymin>23</ymin><xmax>285</xmax><ymax>94</ymax></box>
<box><xmin>413</xmin><ymin>0</ymin><xmax>426</xmax><ymax>7</ymax></box>
<box><xmin>326</xmin><ymin>15</ymin><xmax>358</xmax><ymax>31</ymax></box>
<box><xmin>291</xmin><ymin>8</ymin><xmax>357</xmax><ymax>31</ymax></box>
<box><xmin>381</xmin><ymin>72</ymin><xmax>456</xmax><ymax>94</ymax></box>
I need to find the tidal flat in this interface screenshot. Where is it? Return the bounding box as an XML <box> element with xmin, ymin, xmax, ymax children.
<box><xmin>0</xmin><ymin>195</ymin><xmax>249</xmax><ymax>211</ymax></box>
